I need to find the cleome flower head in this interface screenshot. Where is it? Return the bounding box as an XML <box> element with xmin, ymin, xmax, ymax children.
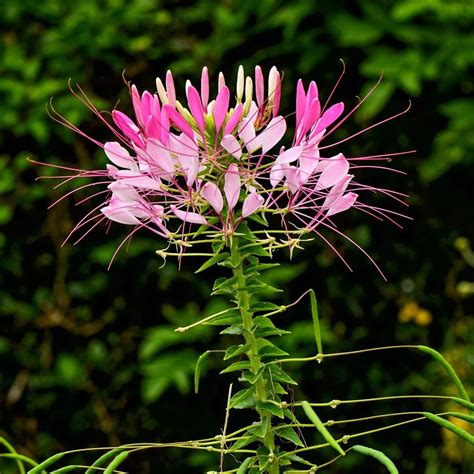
<box><xmin>42</xmin><ymin>65</ymin><xmax>411</xmax><ymax>272</ymax></box>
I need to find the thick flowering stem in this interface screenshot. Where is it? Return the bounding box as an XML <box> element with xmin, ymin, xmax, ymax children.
<box><xmin>230</xmin><ymin>237</ymin><xmax>279</xmax><ymax>473</ymax></box>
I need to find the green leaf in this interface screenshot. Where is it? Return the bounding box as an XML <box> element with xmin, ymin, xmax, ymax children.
<box><xmin>423</xmin><ymin>412</ymin><xmax>474</xmax><ymax>445</ymax></box>
<box><xmin>276</xmin><ymin>426</ymin><xmax>304</xmax><ymax>447</ymax></box>
<box><xmin>195</xmin><ymin>252</ymin><xmax>230</xmax><ymax>273</ymax></box>
<box><xmin>309</xmin><ymin>289</ymin><xmax>323</xmax><ymax>354</ymax></box>
<box><xmin>249</xmin><ymin>302</ymin><xmax>280</xmax><ymax>312</ymax></box>
<box><xmin>104</xmin><ymin>451</ymin><xmax>129</xmax><ymax>474</ymax></box>
<box><xmin>229</xmin><ymin>387</ymin><xmax>255</xmax><ymax>409</ymax></box>
<box><xmin>268</xmin><ymin>364</ymin><xmax>298</xmax><ymax>385</ymax></box>
<box><xmin>220</xmin><ymin>324</ymin><xmax>243</xmax><ymax>335</ymax></box>
<box><xmin>256</xmin><ymin>401</ymin><xmax>284</xmax><ymax>419</ymax></box>
<box><xmin>352</xmin><ymin>445</ymin><xmax>398</xmax><ymax>473</ymax></box>
<box><xmin>258</xmin><ymin>343</ymin><xmax>289</xmax><ymax>358</ymax></box>
<box><xmin>418</xmin><ymin>345</ymin><xmax>470</xmax><ymax>404</ymax></box>
<box><xmin>301</xmin><ymin>401</ymin><xmax>345</xmax><ymax>456</ymax></box>
<box><xmin>205</xmin><ymin>313</ymin><xmax>241</xmax><ymax>326</ymax></box>
<box><xmin>194</xmin><ymin>351</ymin><xmax>211</xmax><ymax>394</ymax></box>
<box><xmin>240</xmin><ymin>367</ymin><xmax>265</xmax><ymax>385</ymax></box>
<box><xmin>247</xmin><ymin>421</ymin><xmax>267</xmax><ymax>438</ymax></box>
<box><xmin>220</xmin><ymin>361</ymin><xmax>252</xmax><ymax>374</ymax></box>
<box><xmin>231</xmin><ymin>435</ymin><xmax>258</xmax><ymax>451</ymax></box>
<box><xmin>224</xmin><ymin>344</ymin><xmax>250</xmax><ymax>360</ymax></box>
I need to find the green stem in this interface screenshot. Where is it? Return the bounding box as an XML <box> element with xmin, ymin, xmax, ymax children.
<box><xmin>230</xmin><ymin>236</ymin><xmax>279</xmax><ymax>474</ymax></box>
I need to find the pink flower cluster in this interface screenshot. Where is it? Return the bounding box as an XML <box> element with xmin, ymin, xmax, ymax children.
<box><xmin>46</xmin><ymin>65</ymin><xmax>409</xmax><ymax>263</ymax></box>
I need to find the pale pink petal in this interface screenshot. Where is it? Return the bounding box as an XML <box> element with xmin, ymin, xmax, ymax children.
<box><xmin>242</xmin><ymin>192</ymin><xmax>264</xmax><ymax>217</ymax></box>
<box><xmin>166</xmin><ymin>70</ymin><xmax>176</xmax><ymax>107</ymax></box>
<box><xmin>284</xmin><ymin>166</ymin><xmax>302</xmax><ymax>194</ymax></box>
<box><xmin>115</xmin><ymin>170</ymin><xmax>161</xmax><ymax>190</ymax></box>
<box><xmin>171</xmin><ymin>205</ymin><xmax>207</xmax><ymax>225</ymax></box>
<box><xmin>276</xmin><ymin>145</ymin><xmax>303</xmax><ymax>164</ymax></box>
<box><xmin>101</xmin><ymin>199</ymin><xmax>141</xmax><ymax>225</ymax></box>
<box><xmin>224</xmin><ymin>163</ymin><xmax>241</xmax><ymax>210</ymax></box>
<box><xmin>223</xmin><ymin>103</ymin><xmax>243</xmax><ymax>135</ymax></box>
<box><xmin>186</xmin><ymin>156</ymin><xmax>199</xmax><ymax>186</ymax></box>
<box><xmin>316</xmin><ymin>154</ymin><xmax>349</xmax><ymax>190</ymax></box>
<box><xmin>164</xmin><ymin>105</ymin><xmax>195</xmax><ymax>140</ymax></box>
<box><xmin>201</xmin><ymin>182</ymin><xmax>224</xmax><ymax>213</ymax></box>
<box><xmin>104</xmin><ymin>142</ymin><xmax>135</xmax><ymax>169</ymax></box>
<box><xmin>327</xmin><ymin>192</ymin><xmax>358</xmax><ymax>216</ymax></box>
<box><xmin>270</xmin><ymin>163</ymin><xmax>285</xmax><ymax>187</ymax></box>
<box><xmin>255</xmin><ymin>65</ymin><xmax>264</xmax><ymax>107</ymax></box>
<box><xmin>272</xmin><ymin>72</ymin><xmax>281</xmax><ymax>117</ymax></box>
<box><xmin>221</xmin><ymin>134</ymin><xmax>242</xmax><ymax>159</ymax></box>
<box><xmin>201</xmin><ymin>67</ymin><xmax>209</xmax><ymax>108</ymax></box>
<box><xmin>213</xmin><ymin>85</ymin><xmax>230</xmax><ymax>134</ymax></box>
<box><xmin>314</xmin><ymin>102</ymin><xmax>344</xmax><ymax>134</ymax></box>
<box><xmin>323</xmin><ymin>175</ymin><xmax>353</xmax><ymax>209</ymax></box>
<box><xmin>186</xmin><ymin>85</ymin><xmax>205</xmax><ymax>135</ymax></box>
<box><xmin>108</xmin><ymin>181</ymin><xmax>140</xmax><ymax>203</ymax></box>
<box><xmin>146</xmin><ymin>138</ymin><xmax>175</xmax><ymax>175</ymax></box>
<box><xmin>238</xmin><ymin>118</ymin><xmax>256</xmax><ymax>149</ymax></box>
<box><xmin>250</xmin><ymin>116</ymin><xmax>286</xmax><ymax>154</ymax></box>
<box><xmin>169</xmin><ymin>133</ymin><xmax>198</xmax><ymax>170</ymax></box>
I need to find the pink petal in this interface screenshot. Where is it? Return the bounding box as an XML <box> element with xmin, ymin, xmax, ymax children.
<box><xmin>164</xmin><ymin>105</ymin><xmax>195</xmax><ymax>140</ymax></box>
<box><xmin>214</xmin><ymin>85</ymin><xmax>230</xmax><ymax>134</ymax></box>
<box><xmin>272</xmin><ymin>72</ymin><xmax>281</xmax><ymax>117</ymax></box>
<box><xmin>186</xmin><ymin>85</ymin><xmax>205</xmax><ymax>135</ymax></box>
<box><xmin>296</xmin><ymin>79</ymin><xmax>306</xmax><ymax>130</ymax></box>
<box><xmin>223</xmin><ymin>103</ymin><xmax>243</xmax><ymax>135</ymax></box>
<box><xmin>201</xmin><ymin>67</ymin><xmax>209</xmax><ymax>108</ymax></box>
<box><xmin>112</xmin><ymin>111</ymin><xmax>143</xmax><ymax>147</ymax></box>
<box><xmin>221</xmin><ymin>134</ymin><xmax>242</xmax><ymax>159</ymax></box>
<box><xmin>242</xmin><ymin>192</ymin><xmax>264</xmax><ymax>217</ymax></box>
<box><xmin>131</xmin><ymin>85</ymin><xmax>144</xmax><ymax>126</ymax></box>
<box><xmin>141</xmin><ymin>91</ymin><xmax>153</xmax><ymax>118</ymax></box>
<box><xmin>314</xmin><ymin>102</ymin><xmax>344</xmax><ymax>135</ymax></box>
<box><xmin>144</xmin><ymin>114</ymin><xmax>161</xmax><ymax>140</ymax></box>
<box><xmin>171</xmin><ymin>205</ymin><xmax>207</xmax><ymax>225</ymax></box>
<box><xmin>327</xmin><ymin>192</ymin><xmax>358</xmax><ymax>216</ymax></box>
<box><xmin>255</xmin><ymin>66</ymin><xmax>264</xmax><ymax>107</ymax></box>
<box><xmin>160</xmin><ymin>108</ymin><xmax>170</xmax><ymax>145</ymax></box>
<box><xmin>316</xmin><ymin>154</ymin><xmax>349</xmax><ymax>190</ymax></box>
<box><xmin>104</xmin><ymin>142</ymin><xmax>135</xmax><ymax>169</ymax></box>
<box><xmin>224</xmin><ymin>163</ymin><xmax>241</xmax><ymax>210</ymax></box>
<box><xmin>201</xmin><ymin>182</ymin><xmax>224</xmax><ymax>213</ymax></box>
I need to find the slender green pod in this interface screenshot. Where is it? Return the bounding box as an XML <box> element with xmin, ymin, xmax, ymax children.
<box><xmin>28</xmin><ymin>453</ymin><xmax>65</xmax><ymax>473</ymax></box>
<box><xmin>352</xmin><ymin>445</ymin><xmax>398</xmax><ymax>473</ymax></box>
<box><xmin>301</xmin><ymin>401</ymin><xmax>345</xmax><ymax>456</ymax></box>
<box><xmin>194</xmin><ymin>350</ymin><xmax>212</xmax><ymax>393</ymax></box>
<box><xmin>0</xmin><ymin>437</ymin><xmax>28</xmax><ymax>474</ymax></box>
<box><xmin>309</xmin><ymin>289</ymin><xmax>323</xmax><ymax>355</ymax></box>
<box><xmin>417</xmin><ymin>345</ymin><xmax>470</xmax><ymax>402</ymax></box>
<box><xmin>103</xmin><ymin>451</ymin><xmax>129</xmax><ymax>474</ymax></box>
<box><xmin>85</xmin><ymin>448</ymin><xmax>125</xmax><ymax>474</ymax></box>
<box><xmin>236</xmin><ymin>456</ymin><xmax>254</xmax><ymax>474</ymax></box>
<box><xmin>423</xmin><ymin>412</ymin><xmax>474</xmax><ymax>445</ymax></box>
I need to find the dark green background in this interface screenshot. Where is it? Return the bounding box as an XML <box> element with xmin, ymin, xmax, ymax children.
<box><xmin>1</xmin><ymin>0</ymin><xmax>473</xmax><ymax>472</ymax></box>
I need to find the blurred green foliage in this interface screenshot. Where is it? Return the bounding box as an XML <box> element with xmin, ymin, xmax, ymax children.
<box><xmin>1</xmin><ymin>0</ymin><xmax>473</xmax><ymax>472</ymax></box>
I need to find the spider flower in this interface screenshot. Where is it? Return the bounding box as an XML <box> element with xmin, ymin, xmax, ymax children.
<box><xmin>44</xmin><ymin>65</ymin><xmax>411</xmax><ymax>269</ymax></box>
